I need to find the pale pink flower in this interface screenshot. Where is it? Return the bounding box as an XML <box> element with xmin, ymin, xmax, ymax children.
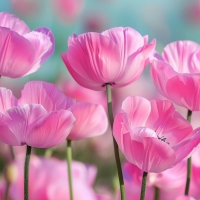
<box><xmin>9</xmin><ymin>156</ymin><xmax>98</xmax><ymax>200</ymax></box>
<box><xmin>175</xmin><ymin>196</ymin><xmax>196</xmax><ymax>200</ymax></box>
<box><xmin>19</xmin><ymin>81</ymin><xmax>108</xmax><ymax>140</ymax></box>
<box><xmin>113</xmin><ymin>96</ymin><xmax>200</xmax><ymax>172</ymax></box>
<box><xmin>61</xmin><ymin>27</ymin><xmax>156</xmax><ymax>91</ymax></box>
<box><xmin>0</xmin><ymin>82</ymin><xmax>76</xmax><ymax>148</ymax></box>
<box><xmin>0</xmin><ymin>12</ymin><xmax>54</xmax><ymax>78</ymax></box>
<box><xmin>151</xmin><ymin>40</ymin><xmax>200</xmax><ymax>111</ymax></box>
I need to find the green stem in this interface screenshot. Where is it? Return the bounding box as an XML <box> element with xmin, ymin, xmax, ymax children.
<box><xmin>154</xmin><ymin>187</ymin><xmax>159</xmax><ymax>200</ymax></box>
<box><xmin>24</xmin><ymin>145</ymin><xmax>31</xmax><ymax>200</ymax></box>
<box><xmin>44</xmin><ymin>147</ymin><xmax>55</xmax><ymax>158</ymax></box>
<box><xmin>9</xmin><ymin>145</ymin><xmax>15</xmax><ymax>160</ymax></box>
<box><xmin>66</xmin><ymin>140</ymin><xmax>73</xmax><ymax>200</ymax></box>
<box><xmin>106</xmin><ymin>84</ymin><xmax>126</xmax><ymax>200</ymax></box>
<box><xmin>4</xmin><ymin>182</ymin><xmax>10</xmax><ymax>200</ymax></box>
<box><xmin>185</xmin><ymin>110</ymin><xmax>192</xmax><ymax>195</ymax></box>
<box><xmin>140</xmin><ymin>171</ymin><xmax>148</xmax><ymax>200</ymax></box>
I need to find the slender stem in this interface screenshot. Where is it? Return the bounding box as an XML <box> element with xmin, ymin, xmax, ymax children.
<box><xmin>24</xmin><ymin>145</ymin><xmax>31</xmax><ymax>200</ymax></box>
<box><xmin>106</xmin><ymin>84</ymin><xmax>126</xmax><ymax>200</ymax></box>
<box><xmin>185</xmin><ymin>110</ymin><xmax>192</xmax><ymax>195</ymax></box>
<box><xmin>66</xmin><ymin>140</ymin><xmax>73</xmax><ymax>200</ymax></box>
<box><xmin>9</xmin><ymin>145</ymin><xmax>15</xmax><ymax>160</ymax></box>
<box><xmin>4</xmin><ymin>182</ymin><xmax>10</xmax><ymax>200</ymax></box>
<box><xmin>44</xmin><ymin>147</ymin><xmax>55</xmax><ymax>158</ymax></box>
<box><xmin>154</xmin><ymin>187</ymin><xmax>159</xmax><ymax>200</ymax></box>
<box><xmin>140</xmin><ymin>171</ymin><xmax>148</xmax><ymax>200</ymax></box>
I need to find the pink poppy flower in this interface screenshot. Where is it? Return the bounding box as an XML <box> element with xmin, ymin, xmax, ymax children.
<box><xmin>61</xmin><ymin>27</ymin><xmax>156</xmax><ymax>91</ymax></box>
<box><xmin>0</xmin><ymin>12</ymin><xmax>54</xmax><ymax>78</ymax></box>
<box><xmin>113</xmin><ymin>96</ymin><xmax>200</xmax><ymax>172</ymax></box>
<box><xmin>151</xmin><ymin>40</ymin><xmax>200</xmax><ymax>111</ymax></box>
<box><xmin>0</xmin><ymin>82</ymin><xmax>76</xmax><ymax>148</ymax></box>
<box><xmin>19</xmin><ymin>81</ymin><xmax>108</xmax><ymax>140</ymax></box>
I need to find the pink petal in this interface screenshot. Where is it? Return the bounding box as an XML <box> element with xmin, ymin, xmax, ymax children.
<box><xmin>123</xmin><ymin>132</ymin><xmax>176</xmax><ymax>172</ymax></box>
<box><xmin>142</xmin><ymin>39</ymin><xmax>156</xmax><ymax>66</ymax></box>
<box><xmin>102</xmin><ymin>27</ymin><xmax>144</xmax><ymax>67</ymax></box>
<box><xmin>162</xmin><ymin>40</ymin><xmax>200</xmax><ymax>73</ymax></box>
<box><xmin>0</xmin><ymin>12</ymin><xmax>30</xmax><ymax>35</ymax></box>
<box><xmin>115</xmin><ymin>52</ymin><xmax>145</xmax><ymax>87</ymax></box>
<box><xmin>0</xmin><ymin>27</ymin><xmax>35</xmax><ymax>78</ymax></box>
<box><xmin>146</xmin><ymin>100</ymin><xmax>193</xmax><ymax>146</ymax></box>
<box><xmin>23</xmin><ymin>28</ymin><xmax>54</xmax><ymax>76</ymax></box>
<box><xmin>172</xmin><ymin>128</ymin><xmax>200</xmax><ymax>165</ymax></box>
<box><xmin>113</xmin><ymin>113</ymin><xmax>129</xmax><ymax>152</ymax></box>
<box><xmin>62</xmin><ymin>32</ymin><xmax>121</xmax><ymax>89</ymax></box>
<box><xmin>18</xmin><ymin>81</ymin><xmax>76</xmax><ymax>112</ymax></box>
<box><xmin>121</xmin><ymin>96</ymin><xmax>151</xmax><ymax>128</ymax></box>
<box><xmin>166</xmin><ymin>74</ymin><xmax>200</xmax><ymax>111</ymax></box>
<box><xmin>0</xmin><ymin>88</ymin><xmax>17</xmax><ymax>113</ymax></box>
<box><xmin>150</xmin><ymin>60</ymin><xmax>177</xmax><ymax>97</ymax></box>
<box><xmin>0</xmin><ymin>104</ymin><xmax>47</xmax><ymax>146</ymax></box>
<box><xmin>27</xmin><ymin>110</ymin><xmax>76</xmax><ymax>148</ymax></box>
<box><xmin>68</xmin><ymin>102</ymin><xmax>108</xmax><ymax>140</ymax></box>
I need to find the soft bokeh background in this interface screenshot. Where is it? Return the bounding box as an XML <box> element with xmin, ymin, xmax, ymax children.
<box><xmin>1</xmin><ymin>0</ymin><xmax>200</xmax><ymax>199</ymax></box>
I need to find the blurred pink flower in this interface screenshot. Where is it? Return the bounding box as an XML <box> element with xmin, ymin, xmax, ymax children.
<box><xmin>0</xmin><ymin>81</ymin><xmax>76</xmax><ymax>148</ymax></box>
<box><xmin>113</xmin><ymin>96</ymin><xmax>200</xmax><ymax>172</ymax></box>
<box><xmin>8</xmin><ymin>156</ymin><xmax>99</xmax><ymax>200</ymax></box>
<box><xmin>0</xmin><ymin>12</ymin><xmax>54</xmax><ymax>78</ymax></box>
<box><xmin>175</xmin><ymin>196</ymin><xmax>196</xmax><ymax>200</ymax></box>
<box><xmin>52</xmin><ymin>0</ymin><xmax>84</xmax><ymax>24</ymax></box>
<box><xmin>19</xmin><ymin>81</ymin><xmax>108</xmax><ymax>140</ymax></box>
<box><xmin>151</xmin><ymin>40</ymin><xmax>200</xmax><ymax>111</ymax></box>
<box><xmin>11</xmin><ymin>0</ymin><xmax>41</xmax><ymax>17</ymax></box>
<box><xmin>61</xmin><ymin>27</ymin><xmax>156</xmax><ymax>91</ymax></box>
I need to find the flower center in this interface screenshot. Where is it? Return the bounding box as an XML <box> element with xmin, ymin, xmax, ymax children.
<box><xmin>157</xmin><ymin>135</ymin><xmax>170</xmax><ymax>145</ymax></box>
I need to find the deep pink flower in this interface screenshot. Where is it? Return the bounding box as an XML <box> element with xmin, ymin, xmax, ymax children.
<box><xmin>113</xmin><ymin>96</ymin><xmax>200</xmax><ymax>172</ymax></box>
<box><xmin>0</xmin><ymin>12</ymin><xmax>54</xmax><ymax>78</ymax></box>
<box><xmin>0</xmin><ymin>82</ymin><xmax>76</xmax><ymax>148</ymax></box>
<box><xmin>151</xmin><ymin>40</ymin><xmax>200</xmax><ymax>111</ymax></box>
<box><xmin>18</xmin><ymin>81</ymin><xmax>108</xmax><ymax>140</ymax></box>
<box><xmin>62</xmin><ymin>27</ymin><xmax>156</xmax><ymax>91</ymax></box>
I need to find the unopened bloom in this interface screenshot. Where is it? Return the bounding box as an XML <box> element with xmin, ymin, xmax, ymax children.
<box><xmin>113</xmin><ymin>96</ymin><xmax>200</xmax><ymax>172</ymax></box>
<box><xmin>62</xmin><ymin>27</ymin><xmax>156</xmax><ymax>90</ymax></box>
<box><xmin>0</xmin><ymin>12</ymin><xmax>54</xmax><ymax>78</ymax></box>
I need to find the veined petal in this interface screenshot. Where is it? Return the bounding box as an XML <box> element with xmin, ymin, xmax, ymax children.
<box><xmin>146</xmin><ymin>100</ymin><xmax>193</xmax><ymax>146</ymax></box>
<box><xmin>0</xmin><ymin>87</ymin><xmax>17</xmax><ymax>113</ymax></box>
<box><xmin>115</xmin><ymin>52</ymin><xmax>145</xmax><ymax>87</ymax></box>
<box><xmin>0</xmin><ymin>104</ymin><xmax>47</xmax><ymax>146</ymax></box>
<box><xmin>63</xmin><ymin>32</ymin><xmax>121</xmax><ymax>87</ymax></box>
<box><xmin>150</xmin><ymin>60</ymin><xmax>177</xmax><ymax>97</ymax></box>
<box><xmin>121</xmin><ymin>96</ymin><xmax>151</xmax><ymax>128</ymax></box>
<box><xmin>18</xmin><ymin>81</ymin><xmax>76</xmax><ymax>112</ymax></box>
<box><xmin>0</xmin><ymin>27</ymin><xmax>35</xmax><ymax>77</ymax></box>
<box><xmin>162</xmin><ymin>40</ymin><xmax>200</xmax><ymax>73</ymax></box>
<box><xmin>23</xmin><ymin>28</ymin><xmax>54</xmax><ymax>76</ymax></box>
<box><xmin>113</xmin><ymin>113</ymin><xmax>129</xmax><ymax>152</ymax></box>
<box><xmin>166</xmin><ymin>74</ymin><xmax>200</xmax><ymax>111</ymax></box>
<box><xmin>0</xmin><ymin>113</ymin><xmax>20</xmax><ymax>145</ymax></box>
<box><xmin>102</xmin><ymin>27</ymin><xmax>144</xmax><ymax>67</ymax></box>
<box><xmin>0</xmin><ymin>12</ymin><xmax>30</xmax><ymax>35</ymax></box>
<box><xmin>123</xmin><ymin>134</ymin><xmax>176</xmax><ymax>172</ymax></box>
<box><xmin>27</xmin><ymin>110</ymin><xmax>76</xmax><ymax>148</ymax></box>
<box><xmin>172</xmin><ymin>128</ymin><xmax>200</xmax><ymax>165</ymax></box>
<box><xmin>68</xmin><ymin>102</ymin><xmax>108</xmax><ymax>140</ymax></box>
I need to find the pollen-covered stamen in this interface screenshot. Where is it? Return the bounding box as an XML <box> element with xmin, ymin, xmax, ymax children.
<box><xmin>157</xmin><ymin>135</ymin><xmax>170</xmax><ymax>145</ymax></box>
